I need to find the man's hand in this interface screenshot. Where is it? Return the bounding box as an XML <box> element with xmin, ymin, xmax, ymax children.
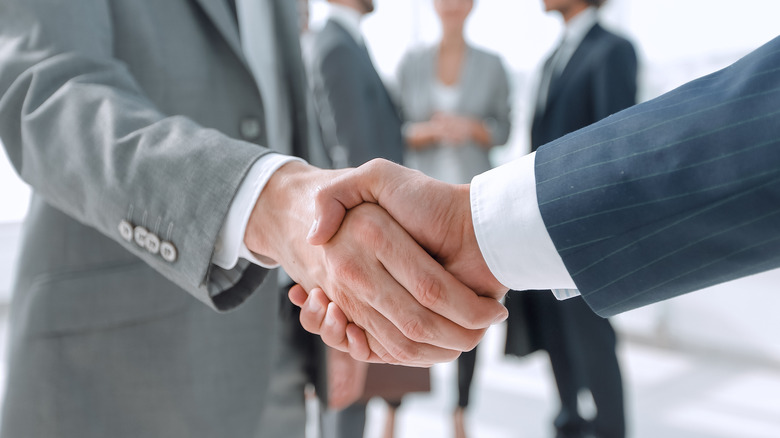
<box><xmin>298</xmin><ymin>159</ymin><xmax>509</xmax><ymax>360</ymax></box>
<box><xmin>245</xmin><ymin>161</ymin><xmax>507</xmax><ymax>366</ymax></box>
<box><xmin>307</xmin><ymin>159</ymin><xmax>507</xmax><ymax>298</ymax></box>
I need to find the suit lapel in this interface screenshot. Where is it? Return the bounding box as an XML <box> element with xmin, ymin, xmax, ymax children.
<box><xmin>191</xmin><ymin>0</ymin><xmax>246</xmax><ymax>63</ymax></box>
<box><xmin>546</xmin><ymin>23</ymin><xmax>602</xmax><ymax>112</ymax></box>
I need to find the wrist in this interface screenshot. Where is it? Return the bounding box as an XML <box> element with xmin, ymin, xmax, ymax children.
<box><xmin>244</xmin><ymin>160</ymin><xmax>319</xmax><ymax>264</ymax></box>
<box><xmin>450</xmin><ymin>184</ymin><xmax>506</xmax><ymax>299</ymax></box>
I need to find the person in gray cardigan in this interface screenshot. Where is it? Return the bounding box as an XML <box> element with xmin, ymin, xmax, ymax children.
<box><xmin>395</xmin><ymin>1</ymin><xmax>511</xmax><ymax>436</ymax></box>
<box><xmin>396</xmin><ymin>24</ymin><xmax>511</xmax><ymax>185</ymax></box>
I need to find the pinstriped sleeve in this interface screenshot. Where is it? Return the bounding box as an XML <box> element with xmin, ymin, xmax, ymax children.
<box><xmin>535</xmin><ymin>36</ymin><xmax>780</xmax><ymax>317</ymax></box>
<box><xmin>470</xmin><ymin>152</ymin><xmax>577</xmax><ymax>292</ymax></box>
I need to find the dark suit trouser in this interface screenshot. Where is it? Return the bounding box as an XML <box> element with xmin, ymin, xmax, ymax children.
<box><xmin>536</xmin><ymin>293</ymin><xmax>625</xmax><ymax>438</ymax></box>
<box><xmin>322</xmin><ymin>401</ymin><xmax>368</xmax><ymax>438</ymax></box>
<box><xmin>457</xmin><ymin>346</ymin><xmax>478</xmax><ymax>408</ymax></box>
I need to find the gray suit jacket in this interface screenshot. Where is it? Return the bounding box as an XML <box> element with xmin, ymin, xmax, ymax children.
<box><xmin>397</xmin><ymin>45</ymin><xmax>512</xmax><ymax>184</ymax></box>
<box><xmin>0</xmin><ymin>0</ymin><xmax>307</xmax><ymax>436</ymax></box>
<box><xmin>307</xmin><ymin>19</ymin><xmax>405</xmax><ymax>167</ymax></box>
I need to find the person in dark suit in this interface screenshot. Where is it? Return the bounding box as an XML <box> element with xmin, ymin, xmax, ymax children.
<box><xmin>307</xmin><ymin>0</ymin><xmax>404</xmax><ymax>169</ymax></box>
<box><xmin>305</xmin><ymin>1</ymin><xmax>426</xmax><ymax>437</ymax></box>
<box><xmin>507</xmin><ymin>0</ymin><xmax>637</xmax><ymax>436</ymax></box>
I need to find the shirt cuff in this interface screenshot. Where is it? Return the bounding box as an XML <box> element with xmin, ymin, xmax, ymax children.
<box><xmin>212</xmin><ymin>153</ymin><xmax>306</xmax><ymax>270</ymax></box>
<box><xmin>470</xmin><ymin>152</ymin><xmax>579</xmax><ymax>298</ymax></box>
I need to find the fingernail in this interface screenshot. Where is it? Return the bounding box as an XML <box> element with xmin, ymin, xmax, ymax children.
<box><xmin>307</xmin><ymin>295</ymin><xmax>324</xmax><ymax>315</ymax></box>
<box><xmin>346</xmin><ymin>328</ymin><xmax>356</xmax><ymax>346</ymax></box>
<box><xmin>323</xmin><ymin>303</ymin><xmax>336</xmax><ymax>327</ymax></box>
<box><xmin>306</xmin><ymin>219</ymin><xmax>319</xmax><ymax>240</ymax></box>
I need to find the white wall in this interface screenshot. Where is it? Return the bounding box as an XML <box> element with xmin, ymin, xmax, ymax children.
<box><xmin>0</xmin><ymin>140</ymin><xmax>30</xmax><ymax>224</ymax></box>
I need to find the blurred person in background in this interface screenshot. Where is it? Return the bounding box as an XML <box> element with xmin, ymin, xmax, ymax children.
<box><xmin>505</xmin><ymin>0</ymin><xmax>637</xmax><ymax>437</ymax></box>
<box><xmin>395</xmin><ymin>0</ymin><xmax>512</xmax><ymax>436</ymax></box>
<box><xmin>305</xmin><ymin>0</ymin><xmax>430</xmax><ymax>437</ymax></box>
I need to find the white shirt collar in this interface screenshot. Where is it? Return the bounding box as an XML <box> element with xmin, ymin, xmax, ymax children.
<box><xmin>326</xmin><ymin>4</ymin><xmax>364</xmax><ymax>45</ymax></box>
<box><xmin>562</xmin><ymin>6</ymin><xmax>598</xmax><ymax>49</ymax></box>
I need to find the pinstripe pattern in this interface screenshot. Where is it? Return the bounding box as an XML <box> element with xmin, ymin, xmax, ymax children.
<box><xmin>536</xmin><ymin>36</ymin><xmax>780</xmax><ymax>317</ymax></box>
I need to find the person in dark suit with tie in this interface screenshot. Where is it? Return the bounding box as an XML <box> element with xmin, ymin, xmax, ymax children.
<box><xmin>305</xmin><ymin>1</ymin><xmax>427</xmax><ymax>437</ymax></box>
<box><xmin>505</xmin><ymin>1</ymin><xmax>637</xmax><ymax>437</ymax></box>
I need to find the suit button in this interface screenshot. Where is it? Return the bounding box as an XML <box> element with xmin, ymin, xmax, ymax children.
<box><xmin>118</xmin><ymin>220</ymin><xmax>134</xmax><ymax>242</ymax></box>
<box><xmin>239</xmin><ymin>117</ymin><xmax>262</xmax><ymax>141</ymax></box>
<box><xmin>145</xmin><ymin>233</ymin><xmax>161</xmax><ymax>255</ymax></box>
<box><xmin>160</xmin><ymin>241</ymin><xmax>178</xmax><ymax>263</ymax></box>
<box><xmin>133</xmin><ymin>226</ymin><xmax>148</xmax><ymax>247</ymax></box>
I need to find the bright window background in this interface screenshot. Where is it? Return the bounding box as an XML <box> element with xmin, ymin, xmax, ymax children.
<box><xmin>4</xmin><ymin>0</ymin><xmax>780</xmax><ymax>222</ymax></box>
<box><xmin>0</xmin><ymin>145</ymin><xmax>28</xmax><ymax>223</ymax></box>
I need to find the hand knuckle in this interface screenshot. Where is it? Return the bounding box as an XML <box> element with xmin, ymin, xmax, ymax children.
<box><xmin>415</xmin><ymin>275</ymin><xmax>443</xmax><ymax>309</ymax></box>
<box><xmin>387</xmin><ymin>339</ymin><xmax>420</xmax><ymax>364</ymax></box>
<box><xmin>403</xmin><ymin>316</ymin><xmax>435</xmax><ymax>343</ymax></box>
<box><xmin>378</xmin><ymin>349</ymin><xmax>397</xmax><ymax>364</ymax></box>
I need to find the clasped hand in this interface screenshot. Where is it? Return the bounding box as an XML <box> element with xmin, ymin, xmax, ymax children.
<box><xmin>270</xmin><ymin>160</ymin><xmax>510</xmax><ymax>365</ymax></box>
<box><xmin>244</xmin><ymin>161</ymin><xmax>507</xmax><ymax>367</ymax></box>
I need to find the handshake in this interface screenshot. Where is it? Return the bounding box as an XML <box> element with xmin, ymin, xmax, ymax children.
<box><xmin>245</xmin><ymin>158</ymin><xmax>510</xmax><ymax>367</ymax></box>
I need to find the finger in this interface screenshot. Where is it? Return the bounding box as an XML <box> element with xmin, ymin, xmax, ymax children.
<box><xmin>378</xmin><ymin>227</ymin><xmax>508</xmax><ymax>330</ymax></box>
<box><xmin>298</xmin><ymin>288</ymin><xmax>438</xmax><ymax>365</ymax></box>
<box><xmin>308</xmin><ymin>160</ymin><xmax>403</xmax><ymax>245</ymax></box>
<box><xmin>320</xmin><ymin>302</ymin><xmax>349</xmax><ymax>351</ymax></box>
<box><xmin>360</xmin><ymin>332</ymin><xmax>437</xmax><ymax>368</ymax></box>
<box><xmin>365</xmin><ymin>208</ymin><xmax>507</xmax><ymax>332</ymax></box>
<box><xmin>296</xmin><ymin>286</ymin><xmax>431</xmax><ymax>365</ymax></box>
<box><xmin>297</xmin><ymin>286</ymin><xmax>330</xmax><ymax>338</ymax></box>
<box><xmin>288</xmin><ymin>284</ymin><xmax>308</xmax><ymax>308</ymax></box>
<box><xmin>344</xmin><ymin>288</ymin><xmax>463</xmax><ymax>365</ymax></box>
<box><xmin>328</xmin><ymin>204</ymin><xmax>493</xmax><ymax>353</ymax></box>
<box><xmin>344</xmin><ymin>323</ymin><xmax>372</xmax><ymax>361</ymax></box>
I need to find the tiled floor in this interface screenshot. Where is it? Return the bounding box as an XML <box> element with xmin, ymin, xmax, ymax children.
<box><xmin>348</xmin><ymin>324</ymin><xmax>780</xmax><ymax>438</ymax></box>
<box><xmin>2</xmin><ymin>220</ymin><xmax>779</xmax><ymax>437</ymax></box>
<box><xmin>0</xmin><ymin>307</ymin><xmax>777</xmax><ymax>438</ymax></box>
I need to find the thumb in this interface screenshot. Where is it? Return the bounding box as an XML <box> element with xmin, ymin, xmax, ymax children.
<box><xmin>305</xmin><ymin>189</ymin><xmax>349</xmax><ymax>246</ymax></box>
<box><xmin>306</xmin><ymin>160</ymin><xmax>388</xmax><ymax>245</ymax></box>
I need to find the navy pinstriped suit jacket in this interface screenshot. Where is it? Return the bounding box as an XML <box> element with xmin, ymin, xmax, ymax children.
<box><xmin>536</xmin><ymin>35</ymin><xmax>780</xmax><ymax>317</ymax></box>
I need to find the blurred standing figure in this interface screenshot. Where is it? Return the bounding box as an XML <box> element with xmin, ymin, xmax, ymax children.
<box><xmin>396</xmin><ymin>1</ymin><xmax>512</xmax><ymax>437</ymax></box>
<box><xmin>398</xmin><ymin>0</ymin><xmax>511</xmax><ymax>186</ymax></box>
<box><xmin>306</xmin><ymin>1</ymin><xmax>427</xmax><ymax>438</ymax></box>
<box><xmin>308</xmin><ymin>0</ymin><xmax>405</xmax><ymax>168</ymax></box>
<box><xmin>508</xmin><ymin>1</ymin><xmax>637</xmax><ymax>437</ymax></box>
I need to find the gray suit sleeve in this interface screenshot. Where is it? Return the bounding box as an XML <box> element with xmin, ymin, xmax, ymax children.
<box><xmin>0</xmin><ymin>0</ymin><xmax>272</xmax><ymax>310</ymax></box>
<box><xmin>536</xmin><ymin>36</ymin><xmax>780</xmax><ymax>317</ymax></box>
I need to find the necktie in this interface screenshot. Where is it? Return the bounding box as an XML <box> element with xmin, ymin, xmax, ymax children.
<box><xmin>269</xmin><ymin>0</ymin><xmax>310</xmax><ymax>160</ymax></box>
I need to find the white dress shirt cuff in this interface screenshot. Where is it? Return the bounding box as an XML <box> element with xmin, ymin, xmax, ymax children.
<box><xmin>212</xmin><ymin>153</ymin><xmax>306</xmax><ymax>270</ymax></box>
<box><xmin>470</xmin><ymin>152</ymin><xmax>579</xmax><ymax>299</ymax></box>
